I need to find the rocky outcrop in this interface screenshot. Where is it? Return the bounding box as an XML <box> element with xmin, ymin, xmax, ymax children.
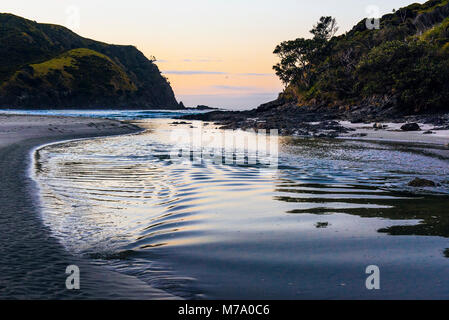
<box><xmin>413</xmin><ymin>2</ymin><xmax>449</xmax><ymax>33</ymax></box>
<box><xmin>408</xmin><ymin>178</ymin><xmax>437</xmax><ymax>187</ymax></box>
<box><xmin>0</xmin><ymin>13</ymin><xmax>181</xmax><ymax>109</ymax></box>
<box><xmin>401</xmin><ymin>123</ymin><xmax>421</xmax><ymax>131</ymax></box>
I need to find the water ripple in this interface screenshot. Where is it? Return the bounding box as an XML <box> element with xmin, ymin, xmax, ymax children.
<box><xmin>33</xmin><ymin>119</ymin><xmax>449</xmax><ymax>299</ymax></box>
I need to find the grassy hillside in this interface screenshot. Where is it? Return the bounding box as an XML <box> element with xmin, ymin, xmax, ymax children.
<box><xmin>274</xmin><ymin>0</ymin><xmax>449</xmax><ymax>114</ymax></box>
<box><xmin>0</xmin><ymin>13</ymin><xmax>180</xmax><ymax>109</ymax></box>
<box><xmin>0</xmin><ymin>48</ymin><xmax>141</xmax><ymax>108</ymax></box>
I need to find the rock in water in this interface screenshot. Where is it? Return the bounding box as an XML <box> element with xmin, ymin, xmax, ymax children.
<box><xmin>373</xmin><ymin>123</ymin><xmax>387</xmax><ymax>129</ymax></box>
<box><xmin>401</xmin><ymin>123</ymin><xmax>421</xmax><ymax>131</ymax></box>
<box><xmin>408</xmin><ymin>178</ymin><xmax>436</xmax><ymax>187</ymax></box>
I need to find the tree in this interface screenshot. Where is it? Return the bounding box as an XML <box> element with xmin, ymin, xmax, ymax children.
<box><xmin>273</xmin><ymin>38</ymin><xmax>317</xmax><ymax>86</ymax></box>
<box><xmin>273</xmin><ymin>16</ymin><xmax>338</xmax><ymax>87</ymax></box>
<box><xmin>310</xmin><ymin>16</ymin><xmax>339</xmax><ymax>41</ymax></box>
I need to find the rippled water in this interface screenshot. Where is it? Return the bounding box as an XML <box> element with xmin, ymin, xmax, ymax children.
<box><xmin>33</xmin><ymin>119</ymin><xmax>449</xmax><ymax>299</ymax></box>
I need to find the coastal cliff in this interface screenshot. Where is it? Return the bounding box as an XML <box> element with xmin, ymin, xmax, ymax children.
<box><xmin>0</xmin><ymin>13</ymin><xmax>181</xmax><ymax>109</ymax></box>
<box><xmin>273</xmin><ymin>0</ymin><xmax>449</xmax><ymax>116</ymax></box>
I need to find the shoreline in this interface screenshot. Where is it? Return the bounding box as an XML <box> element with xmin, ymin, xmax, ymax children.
<box><xmin>181</xmin><ymin>100</ymin><xmax>449</xmax><ymax>148</ymax></box>
<box><xmin>337</xmin><ymin>121</ymin><xmax>449</xmax><ymax>147</ymax></box>
<box><xmin>0</xmin><ymin>115</ymin><xmax>179</xmax><ymax>299</ymax></box>
<box><xmin>1</xmin><ymin>113</ymin><xmax>447</xmax><ymax>299</ymax></box>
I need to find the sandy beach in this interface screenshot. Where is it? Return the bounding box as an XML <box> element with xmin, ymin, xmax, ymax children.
<box><xmin>0</xmin><ymin>115</ymin><xmax>179</xmax><ymax>299</ymax></box>
<box><xmin>339</xmin><ymin>121</ymin><xmax>449</xmax><ymax>146</ymax></box>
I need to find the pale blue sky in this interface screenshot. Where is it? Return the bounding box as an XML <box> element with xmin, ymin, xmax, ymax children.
<box><xmin>2</xmin><ymin>0</ymin><xmax>421</xmax><ymax>109</ymax></box>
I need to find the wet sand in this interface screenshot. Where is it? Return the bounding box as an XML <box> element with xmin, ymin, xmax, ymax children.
<box><xmin>339</xmin><ymin>121</ymin><xmax>449</xmax><ymax>146</ymax></box>
<box><xmin>0</xmin><ymin>115</ymin><xmax>179</xmax><ymax>299</ymax></box>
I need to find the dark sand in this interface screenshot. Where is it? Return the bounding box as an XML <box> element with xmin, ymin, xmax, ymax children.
<box><xmin>0</xmin><ymin>115</ymin><xmax>178</xmax><ymax>299</ymax></box>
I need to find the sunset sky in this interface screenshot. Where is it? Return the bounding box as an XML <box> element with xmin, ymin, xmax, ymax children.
<box><xmin>3</xmin><ymin>0</ymin><xmax>418</xmax><ymax>109</ymax></box>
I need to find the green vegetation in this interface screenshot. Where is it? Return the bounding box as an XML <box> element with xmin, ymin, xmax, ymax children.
<box><xmin>30</xmin><ymin>55</ymin><xmax>76</xmax><ymax>77</ymax></box>
<box><xmin>27</xmin><ymin>48</ymin><xmax>137</xmax><ymax>91</ymax></box>
<box><xmin>0</xmin><ymin>13</ymin><xmax>179</xmax><ymax>109</ymax></box>
<box><xmin>417</xmin><ymin>0</ymin><xmax>449</xmax><ymax>13</ymax></box>
<box><xmin>273</xmin><ymin>0</ymin><xmax>449</xmax><ymax>114</ymax></box>
<box><xmin>30</xmin><ymin>48</ymin><xmax>114</xmax><ymax>76</ymax></box>
<box><xmin>421</xmin><ymin>17</ymin><xmax>449</xmax><ymax>43</ymax></box>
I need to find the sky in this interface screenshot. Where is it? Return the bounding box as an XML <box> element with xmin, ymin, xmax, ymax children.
<box><xmin>2</xmin><ymin>0</ymin><xmax>419</xmax><ymax>110</ymax></box>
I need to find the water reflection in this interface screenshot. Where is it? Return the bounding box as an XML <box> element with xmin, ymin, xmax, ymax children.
<box><xmin>33</xmin><ymin>119</ymin><xmax>449</xmax><ymax>299</ymax></box>
<box><xmin>275</xmin><ymin>180</ymin><xmax>449</xmax><ymax>238</ymax></box>
<box><xmin>275</xmin><ymin>137</ymin><xmax>449</xmax><ymax>250</ymax></box>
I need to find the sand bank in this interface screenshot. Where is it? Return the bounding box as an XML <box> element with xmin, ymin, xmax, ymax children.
<box><xmin>0</xmin><ymin>115</ymin><xmax>178</xmax><ymax>299</ymax></box>
<box><xmin>339</xmin><ymin>121</ymin><xmax>449</xmax><ymax>146</ymax></box>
